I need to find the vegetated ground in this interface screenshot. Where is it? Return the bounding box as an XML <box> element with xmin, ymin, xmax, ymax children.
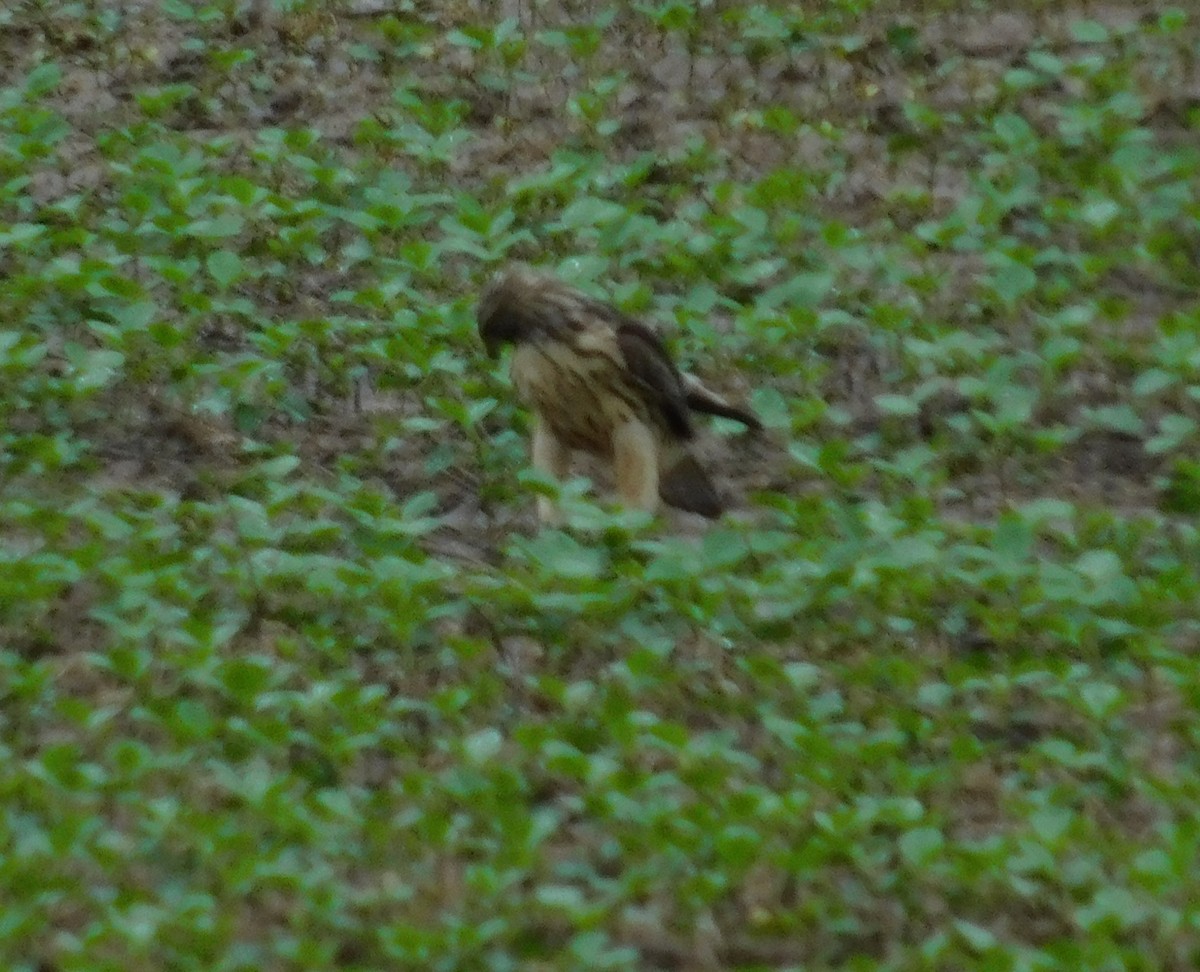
<box><xmin>3</xmin><ymin>0</ymin><xmax>1200</xmax><ymax>969</ymax></box>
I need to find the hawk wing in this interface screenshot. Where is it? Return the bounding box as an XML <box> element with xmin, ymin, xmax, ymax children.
<box><xmin>613</xmin><ymin>320</ymin><xmax>695</xmax><ymax>441</ymax></box>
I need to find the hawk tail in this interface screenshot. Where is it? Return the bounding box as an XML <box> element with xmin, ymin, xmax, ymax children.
<box><xmin>682</xmin><ymin>374</ymin><xmax>762</xmax><ymax>430</ymax></box>
<box><xmin>659</xmin><ymin>451</ymin><xmax>723</xmax><ymax>518</ymax></box>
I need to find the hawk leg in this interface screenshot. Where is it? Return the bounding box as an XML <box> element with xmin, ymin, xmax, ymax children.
<box><xmin>612</xmin><ymin>420</ymin><xmax>660</xmax><ymax>512</ymax></box>
<box><xmin>531</xmin><ymin>416</ymin><xmax>572</xmax><ymax>523</ymax></box>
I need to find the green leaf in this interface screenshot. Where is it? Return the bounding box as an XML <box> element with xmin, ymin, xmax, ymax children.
<box><xmin>1079</xmin><ymin>680</ymin><xmax>1121</xmax><ymax>718</ymax></box>
<box><xmin>258</xmin><ymin>455</ymin><xmax>300</xmax><ymax>479</ymax></box>
<box><xmin>1029</xmin><ymin>806</ymin><xmax>1072</xmax><ymax>843</ymax></box>
<box><xmin>1084</xmin><ymin>404</ymin><xmax>1143</xmax><ymax>435</ymax></box>
<box><xmin>207</xmin><ymin>249</ymin><xmax>243</xmax><ymax>290</ymax></box>
<box><xmin>954</xmin><ymin>920</ymin><xmax>997</xmax><ymax>953</ymax></box>
<box><xmin>1158</xmin><ymin>8</ymin><xmax>1187</xmax><ymax>32</ymax></box>
<box><xmin>464</xmin><ymin>728</ymin><xmax>503</xmax><ymax>763</ymax></box>
<box><xmin>1132</xmin><ymin>848</ymin><xmax>1172</xmax><ymax>879</ymax></box>
<box><xmin>1076</xmin><ymin>886</ymin><xmax>1145</xmax><ymax>930</ymax></box>
<box><xmin>187</xmin><ymin>213</ymin><xmax>244</xmax><ymax>239</ymax></box>
<box><xmin>748</xmin><ymin>386</ymin><xmax>789</xmax><ymax>428</ymax></box>
<box><xmin>1069</xmin><ymin>19</ymin><xmax>1109</xmax><ymax>43</ymax></box>
<box><xmin>992</xmin><ymin>113</ymin><xmax>1034</xmax><ymax>147</ymax></box>
<box><xmin>1162</xmin><ymin>460</ymin><xmax>1200</xmax><ymax>513</ymax></box>
<box><xmin>1133</xmin><ymin>368</ymin><xmax>1175</xmax><ymax>396</ymax></box>
<box><xmin>993</xmin><ymin>514</ymin><xmax>1033</xmax><ymax>564</ymax></box>
<box><xmin>1146</xmin><ymin>414</ymin><xmax>1196</xmax><ymax>454</ymax></box>
<box><xmin>219</xmin><ymin>657</ymin><xmax>272</xmax><ymax>700</ymax></box>
<box><xmin>535</xmin><ymin>884</ymin><xmax>585</xmax><ymax>910</ymax></box>
<box><xmin>0</xmin><ymin>223</ymin><xmax>47</xmax><ymax>246</ymax></box>
<box><xmin>68</xmin><ymin>346</ymin><xmax>125</xmax><ymax>392</ymax></box>
<box><xmin>716</xmin><ymin>825</ymin><xmax>762</xmax><ymax>865</ymax></box>
<box><xmin>875</xmin><ymin>393</ymin><xmax>919</xmax><ymax>417</ymax></box>
<box><xmin>25</xmin><ymin>62</ymin><xmax>63</xmax><ymax>96</ymax></box>
<box><xmin>987</xmin><ymin>255</ymin><xmax>1037</xmax><ymax>306</ymax></box>
<box><xmin>116</xmin><ymin>300</ymin><xmax>159</xmax><ymax>330</ymax></box>
<box><xmin>700</xmin><ymin>528</ymin><xmax>750</xmax><ymax>569</ymax></box>
<box><xmin>162</xmin><ymin>0</ymin><xmax>196</xmax><ymax>18</ymax></box>
<box><xmin>899</xmin><ymin>826</ymin><xmax>944</xmax><ymax>865</ymax></box>
<box><xmin>1080</xmin><ymin>198</ymin><xmax>1120</xmax><ymax>228</ymax></box>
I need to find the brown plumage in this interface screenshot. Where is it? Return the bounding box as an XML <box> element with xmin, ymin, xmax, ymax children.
<box><xmin>477</xmin><ymin>263</ymin><xmax>761</xmax><ymax>521</ymax></box>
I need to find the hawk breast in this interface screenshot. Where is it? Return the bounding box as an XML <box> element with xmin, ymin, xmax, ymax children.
<box><xmin>510</xmin><ymin>336</ymin><xmax>652</xmax><ymax>456</ymax></box>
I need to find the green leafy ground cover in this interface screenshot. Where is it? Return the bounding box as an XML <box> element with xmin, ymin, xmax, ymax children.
<box><xmin>2</xmin><ymin>1</ymin><xmax>1199</xmax><ymax>968</ymax></box>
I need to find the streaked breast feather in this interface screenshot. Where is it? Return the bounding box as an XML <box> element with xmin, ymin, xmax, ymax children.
<box><xmin>510</xmin><ymin>341</ymin><xmax>650</xmax><ymax>454</ymax></box>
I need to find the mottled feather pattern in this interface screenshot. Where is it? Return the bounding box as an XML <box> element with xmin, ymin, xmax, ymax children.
<box><xmin>510</xmin><ymin>340</ymin><xmax>641</xmax><ymax>455</ymax></box>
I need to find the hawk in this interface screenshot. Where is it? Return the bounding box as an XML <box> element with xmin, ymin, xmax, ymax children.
<box><xmin>477</xmin><ymin>263</ymin><xmax>761</xmax><ymax>522</ymax></box>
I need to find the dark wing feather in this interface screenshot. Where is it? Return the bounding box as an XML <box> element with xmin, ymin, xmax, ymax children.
<box><xmin>683</xmin><ymin>376</ymin><xmax>763</xmax><ymax>430</ymax></box>
<box><xmin>614</xmin><ymin>322</ymin><xmax>694</xmax><ymax>440</ymax></box>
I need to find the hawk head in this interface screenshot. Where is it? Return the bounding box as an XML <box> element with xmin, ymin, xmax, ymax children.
<box><xmin>477</xmin><ymin>264</ymin><xmax>547</xmax><ymax>358</ymax></box>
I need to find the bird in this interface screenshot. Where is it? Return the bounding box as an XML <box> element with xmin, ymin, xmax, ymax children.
<box><xmin>476</xmin><ymin>263</ymin><xmax>761</xmax><ymax>522</ymax></box>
